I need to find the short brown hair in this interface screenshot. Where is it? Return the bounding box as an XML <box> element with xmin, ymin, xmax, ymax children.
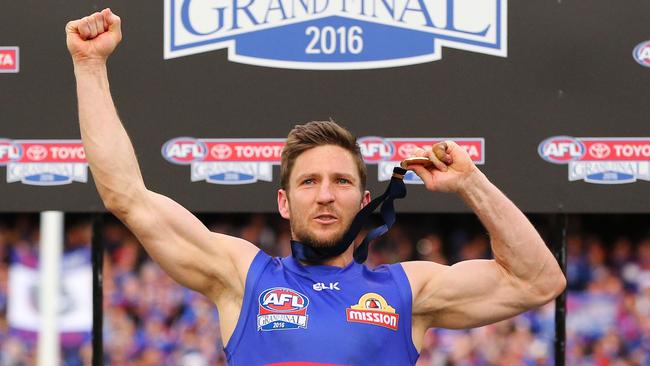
<box><xmin>280</xmin><ymin>120</ymin><xmax>366</xmax><ymax>191</ymax></box>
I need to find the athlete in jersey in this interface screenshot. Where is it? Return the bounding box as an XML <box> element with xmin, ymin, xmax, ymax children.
<box><xmin>67</xmin><ymin>10</ymin><xmax>566</xmax><ymax>366</ymax></box>
<box><xmin>226</xmin><ymin>252</ymin><xmax>418</xmax><ymax>365</ymax></box>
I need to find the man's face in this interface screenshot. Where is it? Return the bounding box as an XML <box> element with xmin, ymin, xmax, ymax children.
<box><xmin>278</xmin><ymin>145</ymin><xmax>370</xmax><ymax>248</ymax></box>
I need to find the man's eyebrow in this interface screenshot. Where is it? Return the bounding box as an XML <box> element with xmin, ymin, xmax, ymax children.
<box><xmin>293</xmin><ymin>172</ymin><xmax>356</xmax><ymax>182</ymax></box>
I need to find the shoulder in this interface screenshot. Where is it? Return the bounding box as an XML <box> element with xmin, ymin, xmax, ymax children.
<box><xmin>361</xmin><ymin>262</ymin><xmax>423</xmax><ymax>291</ymax></box>
<box><xmin>399</xmin><ymin>261</ymin><xmax>448</xmax><ymax>303</ymax></box>
<box><xmin>400</xmin><ymin>260</ymin><xmax>447</xmax><ymax>279</ymax></box>
<box><xmin>212</xmin><ymin>233</ymin><xmax>262</xmax><ymax>273</ymax></box>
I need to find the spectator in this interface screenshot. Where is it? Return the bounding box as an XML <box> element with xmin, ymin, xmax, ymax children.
<box><xmin>1</xmin><ymin>214</ymin><xmax>649</xmax><ymax>365</ymax></box>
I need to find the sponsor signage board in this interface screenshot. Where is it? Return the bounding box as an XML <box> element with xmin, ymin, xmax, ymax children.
<box><xmin>1</xmin><ymin>0</ymin><xmax>649</xmax><ymax>212</ymax></box>
<box><xmin>357</xmin><ymin>137</ymin><xmax>484</xmax><ymax>183</ymax></box>
<box><xmin>165</xmin><ymin>0</ymin><xmax>507</xmax><ymax>69</ymax></box>
<box><xmin>0</xmin><ymin>47</ymin><xmax>19</xmax><ymax>73</ymax></box>
<box><xmin>0</xmin><ymin>139</ymin><xmax>88</xmax><ymax>186</ymax></box>
<box><xmin>162</xmin><ymin>138</ymin><xmax>284</xmax><ymax>184</ymax></box>
<box><xmin>538</xmin><ymin>137</ymin><xmax>650</xmax><ymax>184</ymax></box>
<box><xmin>162</xmin><ymin>136</ymin><xmax>484</xmax><ymax>185</ymax></box>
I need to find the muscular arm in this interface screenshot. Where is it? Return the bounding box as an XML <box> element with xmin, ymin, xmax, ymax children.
<box><xmin>67</xmin><ymin>10</ymin><xmax>258</xmax><ymax>301</ymax></box>
<box><xmin>403</xmin><ymin>142</ymin><xmax>566</xmax><ymax>341</ymax></box>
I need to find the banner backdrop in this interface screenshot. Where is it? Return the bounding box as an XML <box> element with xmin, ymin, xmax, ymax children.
<box><xmin>7</xmin><ymin>248</ymin><xmax>93</xmax><ymax>335</ymax></box>
<box><xmin>0</xmin><ymin>0</ymin><xmax>649</xmax><ymax>213</ymax></box>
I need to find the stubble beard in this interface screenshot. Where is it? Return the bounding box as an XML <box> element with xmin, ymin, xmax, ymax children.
<box><xmin>290</xmin><ymin>215</ymin><xmax>352</xmax><ymax>249</ymax></box>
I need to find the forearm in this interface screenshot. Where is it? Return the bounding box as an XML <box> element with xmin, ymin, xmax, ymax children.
<box><xmin>74</xmin><ymin>62</ymin><xmax>146</xmax><ymax>212</ymax></box>
<box><xmin>458</xmin><ymin>171</ymin><xmax>564</xmax><ymax>294</ymax></box>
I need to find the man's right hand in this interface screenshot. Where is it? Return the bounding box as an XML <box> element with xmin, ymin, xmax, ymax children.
<box><xmin>66</xmin><ymin>8</ymin><xmax>122</xmax><ymax>65</ymax></box>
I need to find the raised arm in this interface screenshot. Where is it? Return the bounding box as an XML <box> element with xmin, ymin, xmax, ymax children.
<box><xmin>65</xmin><ymin>10</ymin><xmax>258</xmax><ymax>303</ymax></box>
<box><xmin>402</xmin><ymin>142</ymin><xmax>566</xmax><ymax>346</ymax></box>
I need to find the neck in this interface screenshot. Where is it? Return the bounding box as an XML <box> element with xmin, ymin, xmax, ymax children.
<box><xmin>297</xmin><ymin>245</ymin><xmax>355</xmax><ymax>268</ymax></box>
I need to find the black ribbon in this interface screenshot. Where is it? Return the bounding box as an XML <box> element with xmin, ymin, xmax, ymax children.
<box><xmin>291</xmin><ymin>167</ymin><xmax>407</xmax><ymax>263</ymax></box>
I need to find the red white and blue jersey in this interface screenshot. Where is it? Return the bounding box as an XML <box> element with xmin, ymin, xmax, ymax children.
<box><xmin>224</xmin><ymin>251</ymin><xmax>419</xmax><ymax>365</ymax></box>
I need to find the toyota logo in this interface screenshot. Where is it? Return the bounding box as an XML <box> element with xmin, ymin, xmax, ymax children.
<box><xmin>397</xmin><ymin>143</ymin><xmax>420</xmax><ymax>159</ymax></box>
<box><xmin>26</xmin><ymin>145</ymin><xmax>48</xmax><ymax>161</ymax></box>
<box><xmin>589</xmin><ymin>143</ymin><xmax>610</xmax><ymax>159</ymax></box>
<box><xmin>210</xmin><ymin>144</ymin><xmax>232</xmax><ymax>160</ymax></box>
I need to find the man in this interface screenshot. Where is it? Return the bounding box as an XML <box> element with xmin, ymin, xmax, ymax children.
<box><xmin>66</xmin><ymin>9</ymin><xmax>566</xmax><ymax>365</ymax></box>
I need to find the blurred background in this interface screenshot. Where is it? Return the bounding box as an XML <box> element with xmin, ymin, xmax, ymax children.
<box><xmin>1</xmin><ymin>213</ymin><xmax>649</xmax><ymax>365</ymax></box>
<box><xmin>2</xmin><ymin>1</ymin><xmax>649</xmax><ymax>364</ymax></box>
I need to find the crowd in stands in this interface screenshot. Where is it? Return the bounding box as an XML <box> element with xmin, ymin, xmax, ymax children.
<box><xmin>0</xmin><ymin>213</ymin><xmax>649</xmax><ymax>365</ymax></box>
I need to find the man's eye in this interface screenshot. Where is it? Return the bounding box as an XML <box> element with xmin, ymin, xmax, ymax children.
<box><xmin>337</xmin><ymin>178</ymin><xmax>351</xmax><ymax>184</ymax></box>
<box><xmin>302</xmin><ymin>179</ymin><xmax>315</xmax><ymax>185</ymax></box>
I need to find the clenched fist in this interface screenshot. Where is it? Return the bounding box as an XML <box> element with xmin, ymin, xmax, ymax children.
<box><xmin>66</xmin><ymin>8</ymin><xmax>122</xmax><ymax>64</ymax></box>
<box><xmin>405</xmin><ymin>141</ymin><xmax>480</xmax><ymax>193</ymax></box>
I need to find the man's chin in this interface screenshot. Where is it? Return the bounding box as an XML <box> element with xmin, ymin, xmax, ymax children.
<box><xmin>295</xmin><ymin>230</ymin><xmax>345</xmax><ymax>249</ymax></box>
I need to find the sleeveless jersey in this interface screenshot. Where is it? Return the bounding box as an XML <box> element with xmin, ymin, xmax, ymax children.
<box><xmin>224</xmin><ymin>251</ymin><xmax>419</xmax><ymax>365</ymax></box>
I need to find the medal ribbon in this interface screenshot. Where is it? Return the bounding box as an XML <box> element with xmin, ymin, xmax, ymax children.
<box><xmin>290</xmin><ymin>167</ymin><xmax>408</xmax><ymax>263</ymax></box>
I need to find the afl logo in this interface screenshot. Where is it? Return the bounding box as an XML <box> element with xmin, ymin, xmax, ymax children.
<box><xmin>259</xmin><ymin>288</ymin><xmax>309</xmax><ymax>313</ymax></box>
<box><xmin>633</xmin><ymin>40</ymin><xmax>650</xmax><ymax>67</ymax></box>
<box><xmin>161</xmin><ymin>137</ymin><xmax>207</xmax><ymax>165</ymax></box>
<box><xmin>538</xmin><ymin>136</ymin><xmax>585</xmax><ymax>164</ymax></box>
<box><xmin>358</xmin><ymin>136</ymin><xmax>395</xmax><ymax>163</ymax></box>
<box><xmin>0</xmin><ymin>139</ymin><xmax>22</xmax><ymax>165</ymax></box>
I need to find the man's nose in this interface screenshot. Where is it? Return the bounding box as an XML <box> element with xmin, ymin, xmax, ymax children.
<box><xmin>316</xmin><ymin>182</ymin><xmax>335</xmax><ymax>203</ymax></box>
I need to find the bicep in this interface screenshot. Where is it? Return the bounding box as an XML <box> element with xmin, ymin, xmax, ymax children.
<box><xmin>406</xmin><ymin>260</ymin><xmax>534</xmax><ymax>329</ymax></box>
<box><xmin>117</xmin><ymin>190</ymin><xmax>259</xmax><ymax>296</ymax></box>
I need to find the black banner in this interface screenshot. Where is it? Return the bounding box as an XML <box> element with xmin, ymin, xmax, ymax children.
<box><xmin>1</xmin><ymin>0</ymin><xmax>649</xmax><ymax>212</ymax></box>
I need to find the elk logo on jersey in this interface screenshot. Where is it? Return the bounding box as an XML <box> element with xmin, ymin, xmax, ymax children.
<box><xmin>346</xmin><ymin>292</ymin><xmax>399</xmax><ymax>330</ymax></box>
<box><xmin>258</xmin><ymin>287</ymin><xmax>310</xmax><ymax>331</ymax></box>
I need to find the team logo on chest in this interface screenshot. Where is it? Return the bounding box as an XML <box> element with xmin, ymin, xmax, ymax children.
<box><xmin>258</xmin><ymin>287</ymin><xmax>310</xmax><ymax>331</ymax></box>
<box><xmin>346</xmin><ymin>292</ymin><xmax>399</xmax><ymax>330</ymax></box>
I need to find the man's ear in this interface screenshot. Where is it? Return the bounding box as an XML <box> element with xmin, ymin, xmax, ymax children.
<box><xmin>361</xmin><ymin>190</ymin><xmax>371</xmax><ymax>208</ymax></box>
<box><xmin>278</xmin><ymin>189</ymin><xmax>290</xmax><ymax>219</ymax></box>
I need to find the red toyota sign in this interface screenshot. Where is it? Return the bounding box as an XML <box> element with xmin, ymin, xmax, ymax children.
<box><xmin>0</xmin><ymin>47</ymin><xmax>19</xmax><ymax>73</ymax></box>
